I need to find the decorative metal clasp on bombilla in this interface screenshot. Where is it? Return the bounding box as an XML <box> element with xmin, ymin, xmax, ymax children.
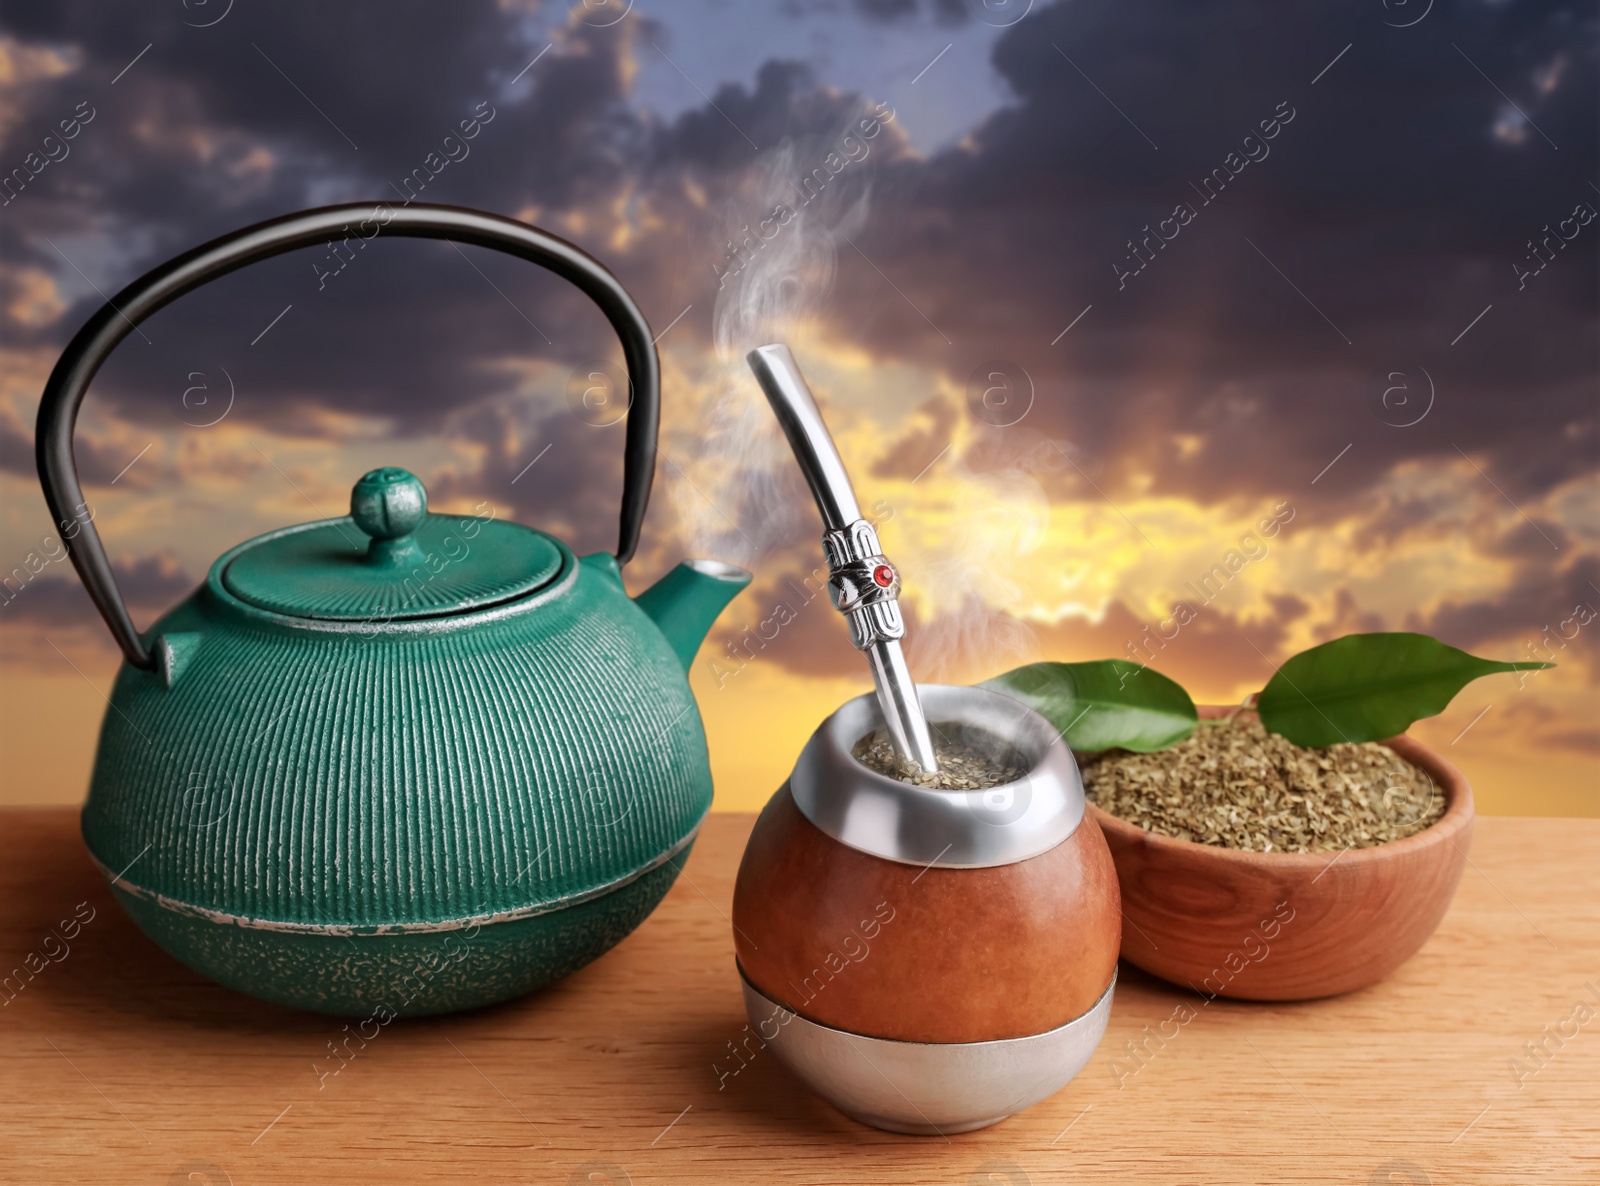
<box><xmin>746</xmin><ymin>344</ymin><xmax>940</xmax><ymax>773</ymax></box>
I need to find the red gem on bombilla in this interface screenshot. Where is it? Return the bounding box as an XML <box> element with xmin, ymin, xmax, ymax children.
<box><xmin>872</xmin><ymin>564</ymin><xmax>894</xmax><ymax>588</ymax></box>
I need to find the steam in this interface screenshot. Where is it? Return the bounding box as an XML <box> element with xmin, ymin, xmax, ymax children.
<box><xmin>668</xmin><ymin>109</ymin><xmax>1066</xmax><ymax>688</ymax></box>
<box><xmin>904</xmin><ymin>435</ymin><xmax>1061</xmax><ymax>683</ymax></box>
<box><xmin>709</xmin><ymin>141</ymin><xmax>868</xmax><ymax>360</ymax></box>
<box><xmin>670</xmin><ymin>128</ymin><xmax>871</xmax><ymax>561</ymax></box>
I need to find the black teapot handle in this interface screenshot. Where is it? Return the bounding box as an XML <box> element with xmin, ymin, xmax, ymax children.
<box><xmin>35</xmin><ymin>202</ymin><xmax>660</xmax><ymax>671</ymax></box>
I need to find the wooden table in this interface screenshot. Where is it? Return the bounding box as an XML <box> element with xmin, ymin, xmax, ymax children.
<box><xmin>2</xmin><ymin>810</ymin><xmax>1595</xmax><ymax>1185</ymax></box>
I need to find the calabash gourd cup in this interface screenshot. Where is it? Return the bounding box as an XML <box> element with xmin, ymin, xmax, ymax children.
<box><xmin>732</xmin><ymin>685</ymin><xmax>1122</xmax><ymax>1134</ymax></box>
<box><xmin>35</xmin><ymin>203</ymin><xmax>750</xmax><ymax>1016</ymax></box>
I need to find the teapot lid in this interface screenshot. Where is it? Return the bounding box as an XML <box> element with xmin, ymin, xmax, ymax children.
<box><xmin>222</xmin><ymin>467</ymin><xmax>563</xmax><ymax>621</ymax></box>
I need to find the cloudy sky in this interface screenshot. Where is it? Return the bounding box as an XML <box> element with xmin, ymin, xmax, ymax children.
<box><xmin>1</xmin><ymin>0</ymin><xmax>1595</xmax><ymax>815</ymax></box>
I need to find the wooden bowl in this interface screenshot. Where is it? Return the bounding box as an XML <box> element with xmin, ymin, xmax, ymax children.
<box><xmin>1086</xmin><ymin>706</ymin><xmax>1474</xmax><ymax>1000</ymax></box>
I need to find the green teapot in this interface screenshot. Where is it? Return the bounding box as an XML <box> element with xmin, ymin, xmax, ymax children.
<box><xmin>35</xmin><ymin>204</ymin><xmax>749</xmax><ymax>1016</ymax></box>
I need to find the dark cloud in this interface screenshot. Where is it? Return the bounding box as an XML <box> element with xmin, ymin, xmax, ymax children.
<box><xmin>0</xmin><ymin>8</ymin><xmax>664</xmax><ymax>560</ymax></box>
<box><xmin>8</xmin><ymin>1</ymin><xmax>1592</xmax><ymax>480</ymax></box>
<box><xmin>0</xmin><ymin>551</ymin><xmax>193</xmax><ymax>635</ymax></box>
<box><xmin>871</xmin><ymin>396</ymin><xmax>956</xmax><ymax>479</ymax></box>
<box><xmin>1266</xmin><ymin>591</ymin><xmax>1310</xmax><ymax>624</ymax></box>
<box><xmin>0</xmin><ymin>1</ymin><xmax>929</xmax><ymax>559</ymax></box>
<box><xmin>1314</xmin><ymin>587</ymin><xmax>1389</xmax><ymax>642</ymax></box>
<box><xmin>780</xmin><ymin>0</ymin><xmax>968</xmax><ymax>23</ymax></box>
<box><xmin>1538</xmin><ymin>727</ymin><xmax>1600</xmax><ymax>756</ymax></box>
<box><xmin>707</xmin><ymin>563</ymin><xmax>858</xmax><ymax>680</ymax></box>
<box><xmin>854</xmin><ymin>0</ymin><xmax>920</xmax><ymax>19</ymax></box>
<box><xmin>1019</xmin><ymin>597</ymin><xmax>1294</xmax><ymax>699</ymax></box>
<box><xmin>1409</xmin><ymin>553</ymin><xmax>1600</xmax><ymax>672</ymax></box>
<box><xmin>649</xmin><ymin>59</ymin><xmax>817</xmax><ymax>173</ymax></box>
<box><xmin>0</xmin><ymin>0</ymin><xmax>1593</xmax><ymax>680</ymax></box>
<box><xmin>827</xmin><ymin>0</ymin><xmax>1597</xmax><ymax>514</ymax></box>
<box><xmin>429</xmin><ymin>400</ymin><xmax>631</xmax><ymax>560</ymax></box>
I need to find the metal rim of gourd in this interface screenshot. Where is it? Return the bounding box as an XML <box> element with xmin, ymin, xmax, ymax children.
<box><xmin>34</xmin><ymin>202</ymin><xmax>661</xmax><ymax>672</ymax></box>
<box><xmin>789</xmin><ymin>683</ymin><xmax>1087</xmax><ymax>869</ymax></box>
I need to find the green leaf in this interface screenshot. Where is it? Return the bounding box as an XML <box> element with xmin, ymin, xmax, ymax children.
<box><xmin>1257</xmin><ymin>631</ymin><xmax>1554</xmax><ymax>748</ymax></box>
<box><xmin>984</xmin><ymin>660</ymin><xmax>1198</xmax><ymax>753</ymax></box>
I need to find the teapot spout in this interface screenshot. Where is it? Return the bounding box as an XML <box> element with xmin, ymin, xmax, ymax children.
<box><xmin>633</xmin><ymin>560</ymin><xmax>752</xmax><ymax>672</ymax></box>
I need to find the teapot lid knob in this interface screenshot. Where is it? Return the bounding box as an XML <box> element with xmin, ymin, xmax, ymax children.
<box><xmin>223</xmin><ymin>463</ymin><xmax>562</xmax><ymax>617</ymax></box>
<box><xmin>351</xmin><ymin>467</ymin><xmax>428</xmax><ymax>540</ymax></box>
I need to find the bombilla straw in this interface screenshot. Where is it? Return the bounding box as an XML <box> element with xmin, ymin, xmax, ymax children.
<box><xmin>747</xmin><ymin>343</ymin><xmax>940</xmax><ymax>773</ymax></box>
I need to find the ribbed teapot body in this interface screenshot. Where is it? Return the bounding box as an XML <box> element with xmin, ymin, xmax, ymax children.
<box><xmin>82</xmin><ymin>542</ymin><xmax>711</xmax><ymax>1014</ymax></box>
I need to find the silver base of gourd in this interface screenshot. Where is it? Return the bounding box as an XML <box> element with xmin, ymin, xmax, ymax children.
<box><xmin>738</xmin><ymin>970</ymin><xmax>1115</xmax><ymax>1135</ymax></box>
